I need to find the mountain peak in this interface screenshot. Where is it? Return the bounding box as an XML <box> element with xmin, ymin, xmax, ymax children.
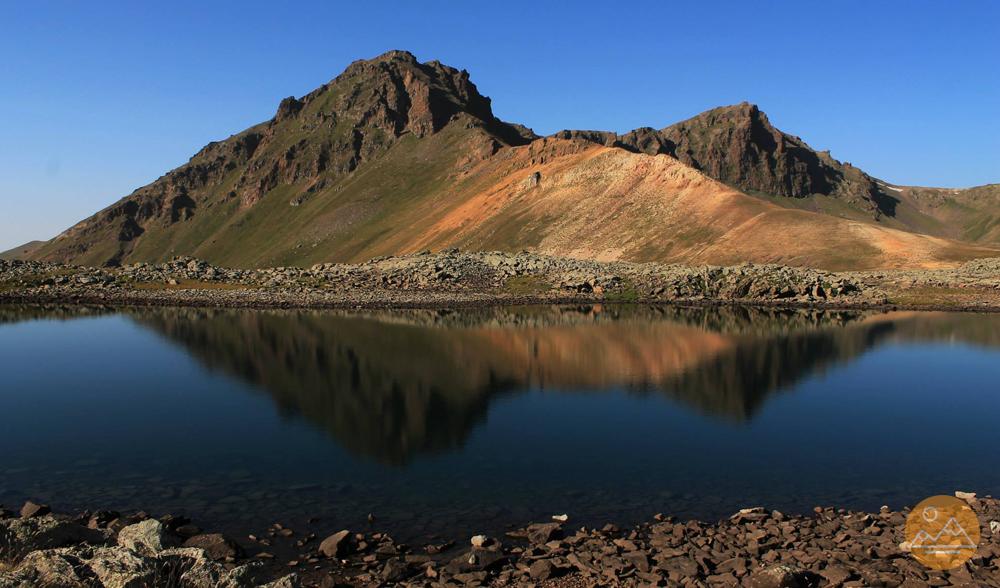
<box><xmin>368</xmin><ymin>49</ymin><xmax>419</xmax><ymax>64</ymax></box>
<box><xmin>306</xmin><ymin>49</ymin><xmax>529</xmax><ymax>143</ymax></box>
<box><xmin>654</xmin><ymin>103</ymin><xmax>885</xmax><ymax>213</ymax></box>
<box><xmin>710</xmin><ymin>101</ymin><xmax>760</xmax><ymax>113</ymax></box>
<box><xmin>665</xmin><ymin>101</ymin><xmax>771</xmax><ymax>135</ymax></box>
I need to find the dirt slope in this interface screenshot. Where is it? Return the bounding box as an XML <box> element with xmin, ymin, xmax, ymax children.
<box><xmin>397</xmin><ymin>138</ymin><xmax>998</xmax><ymax>270</ymax></box>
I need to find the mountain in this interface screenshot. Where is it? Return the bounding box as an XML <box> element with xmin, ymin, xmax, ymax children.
<box><xmin>33</xmin><ymin>50</ymin><xmax>534</xmax><ymax>268</ymax></box>
<box><xmin>557</xmin><ymin>102</ymin><xmax>890</xmax><ymax>217</ymax></box>
<box><xmin>0</xmin><ymin>240</ymin><xmax>45</xmax><ymax>260</ymax></box>
<box><xmin>30</xmin><ymin>51</ymin><xmax>1000</xmax><ymax>270</ymax></box>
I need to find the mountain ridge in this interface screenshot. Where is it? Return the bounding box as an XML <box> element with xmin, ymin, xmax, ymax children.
<box><xmin>29</xmin><ymin>50</ymin><xmax>1000</xmax><ymax>270</ymax></box>
<box><xmin>556</xmin><ymin>101</ymin><xmax>890</xmax><ymax>218</ymax></box>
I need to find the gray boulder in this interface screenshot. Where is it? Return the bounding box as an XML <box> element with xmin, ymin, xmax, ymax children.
<box><xmin>116</xmin><ymin>519</ymin><xmax>177</xmax><ymax>555</ymax></box>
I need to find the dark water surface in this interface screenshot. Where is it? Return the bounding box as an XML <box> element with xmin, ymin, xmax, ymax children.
<box><xmin>1</xmin><ymin>304</ymin><xmax>999</xmax><ymax>541</ymax></box>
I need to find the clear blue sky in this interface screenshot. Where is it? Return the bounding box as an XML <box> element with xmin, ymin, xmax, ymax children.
<box><xmin>2</xmin><ymin>1</ymin><xmax>998</xmax><ymax>251</ymax></box>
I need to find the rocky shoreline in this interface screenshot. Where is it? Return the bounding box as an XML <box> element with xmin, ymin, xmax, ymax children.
<box><xmin>2</xmin><ymin>494</ymin><xmax>998</xmax><ymax>587</ymax></box>
<box><xmin>5</xmin><ymin>250</ymin><xmax>1000</xmax><ymax>313</ymax></box>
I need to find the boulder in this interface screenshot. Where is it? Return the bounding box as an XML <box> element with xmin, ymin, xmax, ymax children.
<box><xmin>0</xmin><ymin>549</ymin><xmax>88</xmax><ymax>587</ymax></box>
<box><xmin>381</xmin><ymin>558</ymin><xmax>412</xmax><ymax>582</ymax></box>
<box><xmin>0</xmin><ymin>516</ymin><xmax>111</xmax><ymax>556</ymax></box>
<box><xmin>318</xmin><ymin>530</ymin><xmax>354</xmax><ymax>558</ymax></box>
<box><xmin>526</xmin><ymin>522</ymin><xmax>563</xmax><ymax>544</ymax></box>
<box><xmin>259</xmin><ymin>575</ymin><xmax>301</xmax><ymax>588</ymax></box>
<box><xmin>183</xmin><ymin>533</ymin><xmax>243</xmax><ymax>561</ymax></box>
<box><xmin>529</xmin><ymin>558</ymin><xmax>557</xmax><ymax>580</ymax></box>
<box><xmin>19</xmin><ymin>501</ymin><xmax>50</xmax><ymax>519</ymax></box>
<box><xmin>117</xmin><ymin>519</ymin><xmax>177</xmax><ymax>555</ymax></box>
<box><xmin>87</xmin><ymin>546</ymin><xmax>157</xmax><ymax>588</ymax></box>
<box><xmin>86</xmin><ymin>511</ymin><xmax>120</xmax><ymax>529</ymax></box>
<box><xmin>0</xmin><ymin>543</ymin><xmax>297</xmax><ymax>588</ymax></box>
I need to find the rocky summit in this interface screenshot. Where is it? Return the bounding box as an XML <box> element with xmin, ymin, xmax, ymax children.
<box><xmin>25</xmin><ymin>50</ymin><xmax>1000</xmax><ymax>271</ymax></box>
<box><xmin>557</xmin><ymin>102</ymin><xmax>886</xmax><ymax>216</ymax></box>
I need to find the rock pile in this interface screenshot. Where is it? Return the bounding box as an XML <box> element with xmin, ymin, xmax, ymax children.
<box><xmin>0</xmin><ymin>512</ymin><xmax>293</xmax><ymax>587</ymax></box>
<box><xmin>0</xmin><ymin>251</ymin><xmax>886</xmax><ymax>311</ymax></box>
<box><xmin>2</xmin><ymin>494</ymin><xmax>998</xmax><ymax>587</ymax></box>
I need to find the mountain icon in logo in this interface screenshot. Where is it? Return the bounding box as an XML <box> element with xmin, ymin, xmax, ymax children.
<box><xmin>910</xmin><ymin>516</ymin><xmax>978</xmax><ymax>554</ymax></box>
<box><xmin>905</xmin><ymin>495</ymin><xmax>980</xmax><ymax>570</ymax></box>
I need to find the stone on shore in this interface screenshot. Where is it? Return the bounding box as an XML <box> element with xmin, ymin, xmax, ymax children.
<box><xmin>19</xmin><ymin>501</ymin><xmax>50</xmax><ymax>519</ymax></box>
<box><xmin>749</xmin><ymin>564</ymin><xmax>814</xmax><ymax>588</ymax></box>
<box><xmin>318</xmin><ymin>529</ymin><xmax>354</xmax><ymax>558</ymax></box>
<box><xmin>182</xmin><ymin>532</ymin><xmax>243</xmax><ymax>561</ymax></box>
<box><xmin>117</xmin><ymin>519</ymin><xmax>177</xmax><ymax>555</ymax></box>
<box><xmin>0</xmin><ymin>515</ymin><xmax>111</xmax><ymax>555</ymax></box>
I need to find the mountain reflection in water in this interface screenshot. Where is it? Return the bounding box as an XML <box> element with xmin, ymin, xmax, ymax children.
<box><xmin>112</xmin><ymin>304</ymin><xmax>1000</xmax><ymax>464</ymax></box>
<box><xmin>4</xmin><ymin>303</ymin><xmax>1000</xmax><ymax>540</ymax></box>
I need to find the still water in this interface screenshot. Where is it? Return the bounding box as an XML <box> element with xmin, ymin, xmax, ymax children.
<box><xmin>1</xmin><ymin>304</ymin><xmax>998</xmax><ymax>541</ymax></box>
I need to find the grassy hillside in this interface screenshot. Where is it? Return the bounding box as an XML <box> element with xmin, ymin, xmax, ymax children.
<box><xmin>0</xmin><ymin>241</ymin><xmax>45</xmax><ymax>260</ymax></box>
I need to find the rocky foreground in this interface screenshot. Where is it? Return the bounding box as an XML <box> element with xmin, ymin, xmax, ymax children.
<box><xmin>2</xmin><ymin>494</ymin><xmax>999</xmax><ymax>587</ymax></box>
<box><xmin>0</xmin><ymin>250</ymin><xmax>897</xmax><ymax>310</ymax></box>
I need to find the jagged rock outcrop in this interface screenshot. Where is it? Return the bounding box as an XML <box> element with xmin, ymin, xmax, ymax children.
<box><xmin>565</xmin><ymin>103</ymin><xmax>891</xmax><ymax>217</ymax></box>
<box><xmin>655</xmin><ymin>103</ymin><xmax>887</xmax><ymax>214</ymax></box>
